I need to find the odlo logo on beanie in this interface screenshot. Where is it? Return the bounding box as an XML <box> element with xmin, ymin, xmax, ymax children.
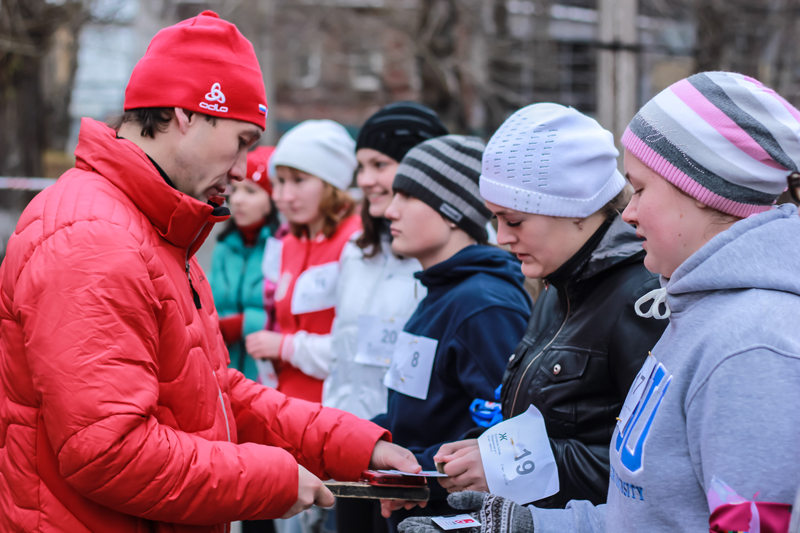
<box><xmin>200</xmin><ymin>82</ymin><xmax>228</xmax><ymax>113</ymax></box>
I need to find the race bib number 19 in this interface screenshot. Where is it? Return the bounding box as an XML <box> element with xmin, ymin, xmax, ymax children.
<box><xmin>478</xmin><ymin>405</ymin><xmax>559</xmax><ymax>504</ymax></box>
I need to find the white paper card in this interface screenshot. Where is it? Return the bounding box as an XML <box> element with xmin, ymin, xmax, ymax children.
<box><xmin>255</xmin><ymin>359</ymin><xmax>278</xmax><ymax>389</ymax></box>
<box><xmin>262</xmin><ymin>237</ymin><xmax>283</xmax><ymax>283</ymax></box>
<box><xmin>383</xmin><ymin>332</ymin><xmax>438</xmax><ymax>400</ymax></box>
<box><xmin>377</xmin><ymin>470</ymin><xmax>448</xmax><ymax>478</ymax></box>
<box><xmin>617</xmin><ymin>354</ymin><xmax>658</xmax><ymax>431</ymax></box>
<box><xmin>291</xmin><ymin>262</ymin><xmax>339</xmax><ymax>315</ymax></box>
<box><xmin>478</xmin><ymin>404</ymin><xmax>559</xmax><ymax>505</ymax></box>
<box><xmin>354</xmin><ymin>315</ymin><xmax>408</xmax><ymax>368</ymax></box>
<box><xmin>430</xmin><ymin>515</ymin><xmax>481</xmax><ymax>530</ymax></box>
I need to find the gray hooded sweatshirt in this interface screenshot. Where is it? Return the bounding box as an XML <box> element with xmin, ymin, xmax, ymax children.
<box><xmin>530</xmin><ymin>204</ymin><xmax>800</xmax><ymax>532</ymax></box>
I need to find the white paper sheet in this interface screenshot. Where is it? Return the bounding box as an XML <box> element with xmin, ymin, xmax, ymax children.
<box><xmin>383</xmin><ymin>331</ymin><xmax>438</xmax><ymax>400</ymax></box>
<box><xmin>478</xmin><ymin>405</ymin><xmax>559</xmax><ymax>505</ymax></box>
<box><xmin>354</xmin><ymin>315</ymin><xmax>407</xmax><ymax>368</ymax></box>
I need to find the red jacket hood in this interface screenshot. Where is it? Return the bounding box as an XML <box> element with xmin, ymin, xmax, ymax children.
<box><xmin>73</xmin><ymin>117</ymin><xmax>229</xmax><ymax>254</ymax></box>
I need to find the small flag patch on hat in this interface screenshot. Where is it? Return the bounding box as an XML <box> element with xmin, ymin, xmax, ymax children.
<box><xmin>258</xmin><ymin>104</ymin><xmax>267</xmax><ymax>115</ymax></box>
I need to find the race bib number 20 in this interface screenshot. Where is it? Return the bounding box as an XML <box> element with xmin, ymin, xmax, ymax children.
<box><xmin>354</xmin><ymin>315</ymin><xmax>408</xmax><ymax>367</ymax></box>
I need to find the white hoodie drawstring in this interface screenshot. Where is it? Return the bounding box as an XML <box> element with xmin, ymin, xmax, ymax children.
<box><xmin>635</xmin><ymin>288</ymin><xmax>671</xmax><ymax>319</ymax></box>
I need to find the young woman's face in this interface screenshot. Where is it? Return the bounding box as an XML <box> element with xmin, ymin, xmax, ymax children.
<box><xmin>228</xmin><ymin>179</ymin><xmax>272</xmax><ymax>227</ymax></box>
<box><xmin>271</xmin><ymin>166</ymin><xmax>326</xmax><ymax>226</ymax></box>
<box><xmin>486</xmin><ymin>201</ymin><xmax>596</xmax><ymax>279</ymax></box>
<box><xmin>384</xmin><ymin>192</ymin><xmax>452</xmax><ymax>260</ymax></box>
<box><xmin>356</xmin><ymin>148</ymin><xmax>400</xmax><ymax>218</ymax></box>
<box><xmin>621</xmin><ymin>149</ymin><xmax>727</xmax><ymax>278</ymax></box>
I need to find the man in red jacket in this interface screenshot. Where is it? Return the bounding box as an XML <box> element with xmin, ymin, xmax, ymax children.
<box><xmin>0</xmin><ymin>11</ymin><xmax>418</xmax><ymax>533</ymax></box>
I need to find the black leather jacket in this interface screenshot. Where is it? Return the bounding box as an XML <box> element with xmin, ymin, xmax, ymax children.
<box><xmin>500</xmin><ymin>215</ymin><xmax>667</xmax><ymax>508</ymax></box>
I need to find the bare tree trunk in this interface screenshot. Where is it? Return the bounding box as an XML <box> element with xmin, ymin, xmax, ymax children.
<box><xmin>416</xmin><ymin>0</ymin><xmax>470</xmax><ymax>132</ymax></box>
<box><xmin>0</xmin><ymin>0</ymin><xmax>85</xmax><ymax>177</ymax></box>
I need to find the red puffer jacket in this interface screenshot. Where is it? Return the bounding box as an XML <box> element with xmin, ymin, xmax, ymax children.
<box><xmin>0</xmin><ymin>118</ymin><xmax>389</xmax><ymax>533</ymax></box>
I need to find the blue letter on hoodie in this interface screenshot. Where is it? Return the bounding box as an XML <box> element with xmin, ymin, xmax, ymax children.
<box><xmin>615</xmin><ymin>363</ymin><xmax>672</xmax><ymax>473</ymax></box>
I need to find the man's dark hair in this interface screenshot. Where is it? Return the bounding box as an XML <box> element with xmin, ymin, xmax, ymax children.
<box><xmin>109</xmin><ymin>107</ymin><xmax>217</xmax><ymax>138</ymax></box>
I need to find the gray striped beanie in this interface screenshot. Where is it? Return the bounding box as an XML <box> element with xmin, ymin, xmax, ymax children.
<box><xmin>393</xmin><ymin>135</ymin><xmax>492</xmax><ymax>242</ymax></box>
<box><xmin>622</xmin><ymin>71</ymin><xmax>800</xmax><ymax>217</ymax></box>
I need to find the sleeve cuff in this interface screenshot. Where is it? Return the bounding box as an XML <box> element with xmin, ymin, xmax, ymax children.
<box><xmin>279</xmin><ymin>333</ymin><xmax>295</xmax><ymax>363</ymax></box>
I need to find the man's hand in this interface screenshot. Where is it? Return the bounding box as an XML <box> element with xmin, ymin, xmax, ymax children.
<box><xmin>434</xmin><ymin>442</ymin><xmax>488</xmax><ymax>493</ymax></box>
<box><xmin>245</xmin><ymin>331</ymin><xmax>283</xmax><ymax>360</ymax></box>
<box><xmin>369</xmin><ymin>440</ymin><xmax>421</xmax><ymax>474</ymax></box>
<box><xmin>281</xmin><ymin>465</ymin><xmax>334</xmax><ymax>519</ymax></box>
<box><xmin>372</xmin><ymin>440</ymin><xmax>425</xmax><ymax>517</ymax></box>
<box><xmin>397</xmin><ymin>492</ymin><xmax>533</xmax><ymax>533</ymax></box>
<box><xmin>380</xmin><ymin>498</ymin><xmax>428</xmax><ymax>518</ymax></box>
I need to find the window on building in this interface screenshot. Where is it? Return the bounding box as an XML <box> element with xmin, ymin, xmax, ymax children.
<box><xmin>350</xmin><ymin>52</ymin><xmax>383</xmax><ymax>91</ymax></box>
<box><xmin>292</xmin><ymin>47</ymin><xmax>322</xmax><ymax>89</ymax></box>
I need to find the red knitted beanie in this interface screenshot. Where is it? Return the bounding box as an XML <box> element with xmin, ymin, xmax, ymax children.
<box><xmin>124</xmin><ymin>11</ymin><xmax>268</xmax><ymax>130</ymax></box>
<box><xmin>246</xmin><ymin>146</ymin><xmax>275</xmax><ymax>195</ymax></box>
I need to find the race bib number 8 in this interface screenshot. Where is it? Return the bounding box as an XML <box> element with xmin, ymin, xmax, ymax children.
<box><xmin>383</xmin><ymin>332</ymin><xmax>438</xmax><ymax>400</ymax></box>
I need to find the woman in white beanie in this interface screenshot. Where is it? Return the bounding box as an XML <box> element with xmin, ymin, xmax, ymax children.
<box><xmin>401</xmin><ymin>73</ymin><xmax>800</xmax><ymax>533</ymax></box>
<box><xmin>426</xmin><ymin>103</ymin><xmax>667</xmax><ymax>510</ymax></box>
<box><xmin>245</xmin><ymin>119</ymin><xmax>361</xmax><ymax>404</ymax></box>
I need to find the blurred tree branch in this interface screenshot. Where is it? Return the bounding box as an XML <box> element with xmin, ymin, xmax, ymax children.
<box><xmin>1</xmin><ymin>0</ymin><xmax>88</xmax><ymax>176</ymax></box>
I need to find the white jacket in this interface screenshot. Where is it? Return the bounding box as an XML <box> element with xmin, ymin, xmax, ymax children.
<box><xmin>293</xmin><ymin>235</ymin><xmax>423</xmax><ymax>420</ymax></box>
<box><xmin>282</xmin><ymin>223</ymin><xmax>494</xmax><ymax>392</ymax></box>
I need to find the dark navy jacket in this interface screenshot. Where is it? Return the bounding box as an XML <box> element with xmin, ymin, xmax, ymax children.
<box><xmin>373</xmin><ymin>244</ymin><xmax>531</xmax><ymax>499</ymax></box>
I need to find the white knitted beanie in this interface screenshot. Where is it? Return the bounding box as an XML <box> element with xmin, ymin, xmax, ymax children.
<box><xmin>270</xmin><ymin>119</ymin><xmax>357</xmax><ymax>191</ymax></box>
<box><xmin>480</xmin><ymin>103</ymin><xmax>626</xmax><ymax>217</ymax></box>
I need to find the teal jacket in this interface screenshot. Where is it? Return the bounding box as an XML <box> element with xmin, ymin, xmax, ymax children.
<box><xmin>210</xmin><ymin>224</ymin><xmax>276</xmax><ymax>381</ymax></box>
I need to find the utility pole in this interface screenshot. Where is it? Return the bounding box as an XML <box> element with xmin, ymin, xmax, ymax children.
<box><xmin>597</xmin><ymin>0</ymin><xmax>637</xmax><ymax>151</ymax></box>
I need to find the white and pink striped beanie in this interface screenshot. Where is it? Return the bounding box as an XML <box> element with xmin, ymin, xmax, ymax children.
<box><xmin>622</xmin><ymin>71</ymin><xmax>800</xmax><ymax>217</ymax></box>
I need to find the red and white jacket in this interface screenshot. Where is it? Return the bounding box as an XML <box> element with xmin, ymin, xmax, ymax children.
<box><xmin>273</xmin><ymin>215</ymin><xmax>361</xmax><ymax>403</ymax></box>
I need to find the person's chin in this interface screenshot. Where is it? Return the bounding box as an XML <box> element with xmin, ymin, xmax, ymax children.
<box><xmin>520</xmin><ymin>262</ymin><xmax>545</xmax><ymax>279</ymax></box>
<box><xmin>390</xmin><ymin>236</ymin><xmax>412</xmax><ymax>257</ymax></box>
<box><xmin>642</xmin><ymin>254</ymin><xmax>661</xmax><ymax>276</ymax></box>
<box><xmin>233</xmin><ymin>214</ymin><xmax>255</xmax><ymax>227</ymax></box>
<box><xmin>367</xmin><ymin>198</ymin><xmax>391</xmax><ymax>218</ymax></box>
<box><xmin>284</xmin><ymin>212</ymin><xmax>311</xmax><ymax>226</ymax></box>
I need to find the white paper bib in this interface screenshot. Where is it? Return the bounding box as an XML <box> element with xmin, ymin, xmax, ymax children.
<box><xmin>354</xmin><ymin>315</ymin><xmax>408</xmax><ymax>368</ymax></box>
<box><xmin>255</xmin><ymin>359</ymin><xmax>278</xmax><ymax>389</ymax></box>
<box><xmin>431</xmin><ymin>515</ymin><xmax>481</xmax><ymax>530</ymax></box>
<box><xmin>291</xmin><ymin>262</ymin><xmax>339</xmax><ymax>314</ymax></box>
<box><xmin>478</xmin><ymin>405</ymin><xmax>560</xmax><ymax>504</ymax></box>
<box><xmin>383</xmin><ymin>331</ymin><xmax>438</xmax><ymax>400</ymax></box>
<box><xmin>262</xmin><ymin>237</ymin><xmax>283</xmax><ymax>283</ymax></box>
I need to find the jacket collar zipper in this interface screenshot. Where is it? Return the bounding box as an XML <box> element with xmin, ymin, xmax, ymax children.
<box><xmin>509</xmin><ymin>290</ymin><xmax>571</xmax><ymax>416</ymax></box>
<box><xmin>185</xmin><ymin>224</ymin><xmax>207</xmax><ymax>310</ymax></box>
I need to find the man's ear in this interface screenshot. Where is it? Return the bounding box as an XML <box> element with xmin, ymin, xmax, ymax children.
<box><xmin>695</xmin><ymin>200</ymin><xmax>709</xmax><ymax>209</ymax></box>
<box><xmin>174</xmin><ymin>107</ymin><xmax>194</xmax><ymax>134</ymax></box>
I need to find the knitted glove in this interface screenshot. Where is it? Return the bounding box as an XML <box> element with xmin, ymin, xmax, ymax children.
<box><xmin>398</xmin><ymin>491</ymin><xmax>533</xmax><ymax>533</ymax></box>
